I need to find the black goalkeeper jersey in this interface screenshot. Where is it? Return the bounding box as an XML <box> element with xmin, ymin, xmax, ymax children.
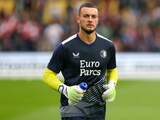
<box><xmin>47</xmin><ymin>33</ymin><xmax>116</xmax><ymax>106</ymax></box>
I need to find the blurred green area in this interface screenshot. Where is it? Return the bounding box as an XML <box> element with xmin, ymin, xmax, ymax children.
<box><xmin>0</xmin><ymin>80</ymin><xmax>60</xmax><ymax>120</ymax></box>
<box><xmin>107</xmin><ymin>80</ymin><xmax>160</xmax><ymax>120</ymax></box>
<box><xmin>0</xmin><ymin>80</ymin><xmax>160</xmax><ymax>120</ymax></box>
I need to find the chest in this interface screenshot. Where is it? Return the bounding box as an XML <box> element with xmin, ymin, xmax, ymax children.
<box><xmin>66</xmin><ymin>46</ymin><xmax>110</xmax><ymax>70</ymax></box>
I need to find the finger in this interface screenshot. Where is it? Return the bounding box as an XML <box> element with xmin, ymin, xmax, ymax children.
<box><xmin>70</xmin><ymin>93</ymin><xmax>83</xmax><ymax>101</ymax></box>
<box><xmin>103</xmin><ymin>88</ymin><xmax>112</xmax><ymax>96</ymax></box>
<box><xmin>70</xmin><ymin>95</ymin><xmax>82</xmax><ymax>103</ymax></box>
<box><xmin>107</xmin><ymin>91</ymin><xmax>116</xmax><ymax>102</ymax></box>
<box><xmin>103</xmin><ymin>84</ymin><xmax>109</xmax><ymax>89</ymax></box>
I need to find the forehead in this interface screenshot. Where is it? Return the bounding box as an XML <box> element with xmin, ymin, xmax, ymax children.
<box><xmin>80</xmin><ymin>7</ymin><xmax>98</xmax><ymax>15</ymax></box>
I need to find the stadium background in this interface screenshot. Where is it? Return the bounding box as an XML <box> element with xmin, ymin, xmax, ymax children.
<box><xmin>0</xmin><ymin>0</ymin><xmax>160</xmax><ymax>120</ymax></box>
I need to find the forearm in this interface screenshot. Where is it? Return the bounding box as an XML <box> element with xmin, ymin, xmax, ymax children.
<box><xmin>43</xmin><ymin>68</ymin><xmax>63</xmax><ymax>91</ymax></box>
<box><xmin>102</xmin><ymin>68</ymin><xmax>118</xmax><ymax>102</ymax></box>
<box><xmin>106</xmin><ymin>67</ymin><xmax>118</xmax><ymax>84</ymax></box>
<box><xmin>43</xmin><ymin>68</ymin><xmax>85</xmax><ymax>104</ymax></box>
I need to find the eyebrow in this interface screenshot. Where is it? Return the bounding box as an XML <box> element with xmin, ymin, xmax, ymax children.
<box><xmin>83</xmin><ymin>14</ymin><xmax>97</xmax><ymax>17</ymax></box>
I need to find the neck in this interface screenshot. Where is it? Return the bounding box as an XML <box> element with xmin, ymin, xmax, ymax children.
<box><xmin>78</xmin><ymin>30</ymin><xmax>96</xmax><ymax>44</ymax></box>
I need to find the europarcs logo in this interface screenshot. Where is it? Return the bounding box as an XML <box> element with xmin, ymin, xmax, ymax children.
<box><xmin>79</xmin><ymin>60</ymin><xmax>101</xmax><ymax>76</ymax></box>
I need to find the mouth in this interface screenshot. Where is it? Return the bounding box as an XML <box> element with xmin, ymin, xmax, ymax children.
<box><xmin>87</xmin><ymin>24</ymin><xmax>95</xmax><ymax>28</ymax></box>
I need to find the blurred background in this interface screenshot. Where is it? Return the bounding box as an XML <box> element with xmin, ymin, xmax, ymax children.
<box><xmin>0</xmin><ymin>0</ymin><xmax>160</xmax><ymax>120</ymax></box>
<box><xmin>0</xmin><ymin>0</ymin><xmax>160</xmax><ymax>52</ymax></box>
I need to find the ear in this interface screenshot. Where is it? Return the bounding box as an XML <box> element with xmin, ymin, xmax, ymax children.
<box><xmin>96</xmin><ymin>18</ymin><xmax>99</xmax><ymax>26</ymax></box>
<box><xmin>76</xmin><ymin>15</ymin><xmax>80</xmax><ymax>24</ymax></box>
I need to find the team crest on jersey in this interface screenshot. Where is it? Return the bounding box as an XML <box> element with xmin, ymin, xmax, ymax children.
<box><xmin>100</xmin><ymin>50</ymin><xmax>107</xmax><ymax>58</ymax></box>
<box><xmin>72</xmin><ymin>52</ymin><xmax>79</xmax><ymax>58</ymax></box>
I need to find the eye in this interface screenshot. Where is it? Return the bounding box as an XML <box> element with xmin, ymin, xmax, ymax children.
<box><xmin>82</xmin><ymin>14</ymin><xmax>98</xmax><ymax>19</ymax></box>
<box><xmin>92</xmin><ymin>15</ymin><xmax>97</xmax><ymax>19</ymax></box>
<box><xmin>83</xmin><ymin>14</ymin><xmax>90</xmax><ymax>18</ymax></box>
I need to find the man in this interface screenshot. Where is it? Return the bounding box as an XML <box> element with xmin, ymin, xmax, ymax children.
<box><xmin>43</xmin><ymin>2</ymin><xmax>118</xmax><ymax>120</ymax></box>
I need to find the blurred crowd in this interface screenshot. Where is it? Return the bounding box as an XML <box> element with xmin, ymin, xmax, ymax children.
<box><xmin>0</xmin><ymin>0</ymin><xmax>160</xmax><ymax>52</ymax></box>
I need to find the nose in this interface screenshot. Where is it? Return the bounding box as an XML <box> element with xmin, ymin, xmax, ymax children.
<box><xmin>88</xmin><ymin>16</ymin><xmax>93</xmax><ymax>22</ymax></box>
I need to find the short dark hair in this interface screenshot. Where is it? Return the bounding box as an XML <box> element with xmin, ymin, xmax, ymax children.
<box><xmin>78</xmin><ymin>2</ymin><xmax>98</xmax><ymax>15</ymax></box>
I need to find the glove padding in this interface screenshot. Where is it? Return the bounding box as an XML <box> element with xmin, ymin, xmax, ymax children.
<box><xmin>59</xmin><ymin>84</ymin><xmax>84</xmax><ymax>104</ymax></box>
<box><xmin>102</xmin><ymin>80</ymin><xmax>116</xmax><ymax>102</ymax></box>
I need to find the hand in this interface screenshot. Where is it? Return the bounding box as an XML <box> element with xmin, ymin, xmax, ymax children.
<box><xmin>59</xmin><ymin>84</ymin><xmax>84</xmax><ymax>104</ymax></box>
<box><xmin>102</xmin><ymin>80</ymin><xmax>116</xmax><ymax>102</ymax></box>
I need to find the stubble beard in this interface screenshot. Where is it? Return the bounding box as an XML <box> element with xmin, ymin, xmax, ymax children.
<box><xmin>81</xmin><ymin>26</ymin><xmax>96</xmax><ymax>34</ymax></box>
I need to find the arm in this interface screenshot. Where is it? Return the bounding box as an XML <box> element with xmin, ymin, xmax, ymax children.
<box><xmin>43</xmin><ymin>68</ymin><xmax>84</xmax><ymax>104</ymax></box>
<box><xmin>43</xmin><ymin>68</ymin><xmax>63</xmax><ymax>91</ymax></box>
<box><xmin>102</xmin><ymin>67</ymin><xmax>118</xmax><ymax>102</ymax></box>
<box><xmin>106</xmin><ymin>67</ymin><xmax>118</xmax><ymax>85</ymax></box>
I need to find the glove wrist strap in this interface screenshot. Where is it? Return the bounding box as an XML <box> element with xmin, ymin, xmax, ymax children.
<box><xmin>108</xmin><ymin>80</ymin><xmax>116</xmax><ymax>88</ymax></box>
<box><xmin>58</xmin><ymin>84</ymin><xmax>68</xmax><ymax>97</ymax></box>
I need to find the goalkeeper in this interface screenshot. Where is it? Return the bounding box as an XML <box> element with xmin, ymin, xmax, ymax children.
<box><xmin>43</xmin><ymin>2</ymin><xmax>118</xmax><ymax>120</ymax></box>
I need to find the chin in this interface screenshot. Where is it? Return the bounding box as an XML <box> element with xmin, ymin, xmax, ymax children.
<box><xmin>81</xmin><ymin>27</ymin><xmax>96</xmax><ymax>34</ymax></box>
<box><xmin>85</xmin><ymin>30</ymin><xmax>95</xmax><ymax>34</ymax></box>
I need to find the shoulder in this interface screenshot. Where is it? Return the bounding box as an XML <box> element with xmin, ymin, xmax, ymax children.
<box><xmin>53</xmin><ymin>34</ymin><xmax>78</xmax><ymax>54</ymax></box>
<box><xmin>62</xmin><ymin>34</ymin><xmax>77</xmax><ymax>45</ymax></box>
<box><xmin>96</xmin><ymin>33</ymin><xmax>112</xmax><ymax>43</ymax></box>
<box><xmin>96</xmin><ymin>33</ymin><xmax>114</xmax><ymax>47</ymax></box>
